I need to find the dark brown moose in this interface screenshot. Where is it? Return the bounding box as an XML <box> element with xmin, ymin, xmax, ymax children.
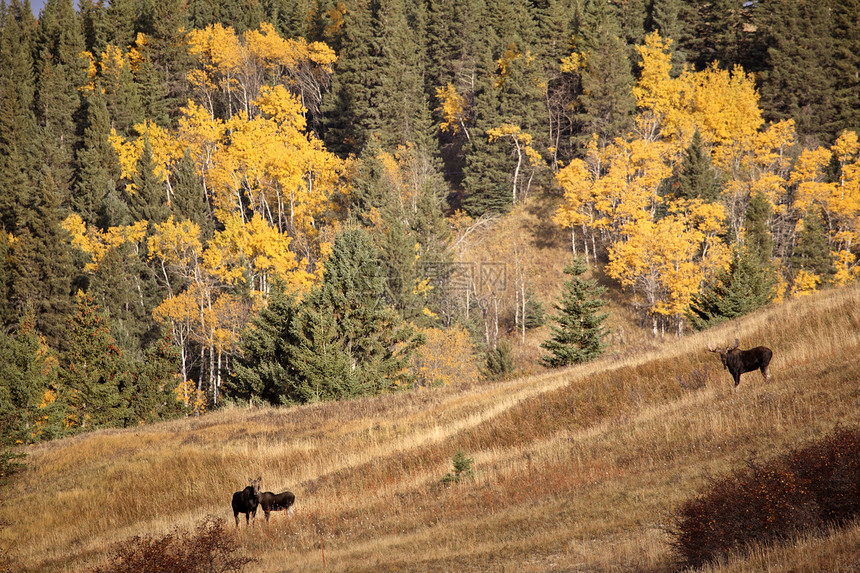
<box><xmin>708</xmin><ymin>338</ymin><xmax>772</xmax><ymax>387</ymax></box>
<box><xmin>259</xmin><ymin>490</ymin><xmax>296</xmax><ymax>522</ymax></box>
<box><xmin>231</xmin><ymin>476</ymin><xmax>262</xmax><ymax>526</ymax></box>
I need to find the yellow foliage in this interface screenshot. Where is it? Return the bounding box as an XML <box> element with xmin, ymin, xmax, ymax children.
<box><xmin>791</xmin><ymin>269</ymin><xmax>820</xmax><ymax>297</ymax></box>
<box><xmin>435</xmin><ymin>83</ymin><xmax>467</xmax><ymax>135</ymax></box>
<box><xmin>411</xmin><ymin>325</ymin><xmax>481</xmax><ymax>387</ymax></box>
<box><xmin>63</xmin><ymin>214</ymin><xmax>149</xmax><ymax>272</ymax></box>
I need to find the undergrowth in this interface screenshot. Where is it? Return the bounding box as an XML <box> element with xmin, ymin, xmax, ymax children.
<box><xmin>672</xmin><ymin>425</ymin><xmax>860</xmax><ymax>568</ymax></box>
<box><xmin>90</xmin><ymin>516</ymin><xmax>254</xmax><ymax>573</ymax></box>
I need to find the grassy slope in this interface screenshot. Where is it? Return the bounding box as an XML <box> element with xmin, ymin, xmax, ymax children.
<box><xmin>2</xmin><ymin>284</ymin><xmax>860</xmax><ymax>572</ymax></box>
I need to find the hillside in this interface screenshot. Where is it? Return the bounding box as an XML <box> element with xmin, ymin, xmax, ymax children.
<box><xmin>2</xmin><ymin>284</ymin><xmax>860</xmax><ymax>571</ymax></box>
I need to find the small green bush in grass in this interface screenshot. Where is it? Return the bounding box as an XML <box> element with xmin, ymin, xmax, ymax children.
<box><xmin>441</xmin><ymin>450</ymin><xmax>474</xmax><ymax>485</ymax></box>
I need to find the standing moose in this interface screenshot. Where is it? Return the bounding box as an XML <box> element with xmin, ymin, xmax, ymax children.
<box><xmin>708</xmin><ymin>338</ymin><xmax>773</xmax><ymax>387</ymax></box>
<box><xmin>259</xmin><ymin>490</ymin><xmax>296</xmax><ymax>522</ymax></box>
<box><xmin>231</xmin><ymin>476</ymin><xmax>262</xmax><ymax>526</ymax></box>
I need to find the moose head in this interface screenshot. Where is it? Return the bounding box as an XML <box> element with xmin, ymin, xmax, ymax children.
<box><xmin>231</xmin><ymin>476</ymin><xmax>262</xmax><ymax>526</ymax></box>
<box><xmin>708</xmin><ymin>338</ymin><xmax>773</xmax><ymax>387</ymax></box>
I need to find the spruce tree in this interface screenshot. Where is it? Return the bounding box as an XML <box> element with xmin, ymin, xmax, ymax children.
<box><xmin>223</xmin><ymin>282</ymin><xmax>301</xmax><ymax>405</ymax></box>
<box><xmin>758</xmin><ymin>0</ymin><xmax>838</xmax><ymax>145</ymax></box>
<box><xmin>124</xmin><ymin>331</ymin><xmax>185</xmax><ymax>424</ymax></box>
<box><xmin>688</xmin><ymin>248</ymin><xmax>776</xmax><ymax>330</ymax></box>
<box><xmin>75</xmin><ymin>82</ymin><xmax>121</xmax><ymax>228</ymax></box>
<box><xmin>0</xmin><ymin>307</ymin><xmax>64</xmax><ymax>445</ymax></box>
<box><xmin>791</xmin><ymin>208</ymin><xmax>836</xmax><ymax>282</ymax></box>
<box><xmin>649</xmin><ymin>0</ymin><xmax>694</xmax><ymax>73</ymax></box>
<box><xmin>671</xmin><ymin>130</ymin><xmax>720</xmax><ymax>202</ymax></box>
<box><xmin>59</xmin><ymin>292</ymin><xmax>129</xmax><ymax>430</ymax></box>
<box><xmin>575</xmin><ymin>0</ymin><xmax>635</xmax><ymax>146</ymax></box>
<box><xmin>539</xmin><ymin>257</ymin><xmax>609</xmax><ymax>368</ymax></box>
<box><xmin>287</xmin><ymin>228</ymin><xmax>423</xmax><ymax>403</ymax></box>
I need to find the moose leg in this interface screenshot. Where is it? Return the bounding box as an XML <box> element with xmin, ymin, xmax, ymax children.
<box><xmin>264</xmin><ymin>510</ymin><xmax>271</xmax><ymax>522</ymax></box>
<box><xmin>761</xmin><ymin>365</ymin><xmax>769</xmax><ymax>382</ymax></box>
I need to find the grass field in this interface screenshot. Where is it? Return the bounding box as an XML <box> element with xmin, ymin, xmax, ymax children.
<box><xmin>2</xmin><ymin>284</ymin><xmax>860</xmax><ymax>572</ymax></box>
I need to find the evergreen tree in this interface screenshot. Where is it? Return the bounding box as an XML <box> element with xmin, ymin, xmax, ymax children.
<box><xmin>59</xmin><ymin>292</ymin><xmax>129</xmax><ymax>430</ymax></box>
<box><xmin>223</xmin><ymin>282</ymin><xmax>301</xmax><ymax>404</ymax></box>
<box><xmin>126</xmin><ymin>134</ymin><xmax>171</xmax><ymax>225</ymax></box>
<box><xmin>649</xmin><ymin>0</ymin><xmax>694</xmax><ymax>73</ymax></box>
<box><xmin>286</xmin><ymin>228</ymin><xmax>423</xmax><ymax>403</ymax></box>
<box><xmin>171</xmin><ymin>150</ymin><xmax>214</xmax><ymax>239</ymax></box>
<box><xmin>124</xmin><ymin>331</ymin><xmax>185</xmax><ymax>424</ymax></box>
<box><xmin>33</xmin><ymin>0</ymin><xmax>88</xmax><ymax>208</ymax></box>
<box><xmin>74</xmin><ymin>82</ymin><xmax>121</xmax><ymax>228</ymax></box>
<box><xmin>688</xmin><ymin>247</ymin><xmax>776</xmax><ymax>330</ymax></box>
<box><xmin>758</xmin><ymin>0</ymin><xmax>839</xmax><ymax>145</ymax></box>
<box><xmin>743</xmin><ymin>191</ymin><xmax>774</xmax><ymax>264</ymax></box>
<box><xmin>832</xmin><ymin>0</ymin><xmax>860</xmax><ymax>134</ymax></box>
<box><xmin>0</xmin><ymin>307</ymin><xmax>64</xmax><ymax>445</ymax></box>
<box><xmin>575</xmin><ymin>0</ymin><xmax>635</xmax><ymax>146</ymax></box>
<box><xmin>539</xmin><ymin>257</ymin><xmax>609</xmax><ymax>367</ymax></box>
<box><xmin>670</xmin><ymin>130</ymin><xmax>720</xmax><ymax>202</ymax></box>
<box><xmin>322</xmin><ymin>0</ymin><xmax>375</xmax><ymax>156</ymax></box>
<box><xmin>0</xmin><ymin>0</ymin><xmax>38</xmax><ymax>232</ymax></box>
<box><xmin>460</xmin><ymin>50</ymin><xmax>513</xmax><ymax>216</ymax></box>
<box><xmin>9</xmin><ymin>175</ymin><xmax>77</xmax><ymax>349</ymax></box>
<box><xmin>369</xmin><ymin>0</ymin><xmax>434</xmax><ymax>152</ymax></box>
<box><xmin>791</xmin><ymin>208</ymin><xmax>836</xmax><ymax>282</ymax></box>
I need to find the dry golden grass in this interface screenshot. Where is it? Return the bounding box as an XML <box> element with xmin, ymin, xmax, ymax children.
<box><xmin>2</xmin><ymin>284</ymin><xmax>860</xmax><ymax>572</ymax></box>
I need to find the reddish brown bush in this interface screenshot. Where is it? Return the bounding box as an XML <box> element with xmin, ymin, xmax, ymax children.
<box><xmin>672</xmin><ymin>426</ymin><xmax>860</xmax><ymax>568</ymax></box>
<box><xmin>91</xmin><ymin>516</ymin><xmax>254</xmax><ymax>573</ymax></box>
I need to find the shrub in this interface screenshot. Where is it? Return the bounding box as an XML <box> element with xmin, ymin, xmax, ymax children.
<box><xmin>672</xmin><ymin>426</ymin><xmax>860</xmax><ymax>568</ymax></box>
<box><xmin>441</xmin><ymin>450</ymin><xmax>474</xmax><ymax>485</ymax></box>
<box><xmin>91</xmin><ymin>516</ymin><xmax>254</xmax><ymax>573</ymax></box>
<box><xmin>484</xmin><ymin>341</ymin><xmax>514</xmax><ymax>380</ymax></box>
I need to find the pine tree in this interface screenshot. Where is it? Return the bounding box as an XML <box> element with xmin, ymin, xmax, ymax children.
<box><xmin>287</xmin><ymin>228</ymin><xmax>424</xmax><ymax>403</ymax></box>
<box><xmin>832</xmin><ymin>0</ymin><xmax>860</xmax><ymax>135</ymax></box>
<box><xmin>670</xmin><ymin>130</ymin><xmax>720</xmax><ymax>202</ymax></box>
<box><xmin>322</xmin><ymin>0</ymin><xmax>375</xmax><ymax>156</ymax></box>
<box><xmin>0</xmin><ymin>0</ymin><xmax>38</xmax><ymax>232</ymax></box>
<box><xmin>74</xmin><ymin>83</ymin><xmax>121</xmax><ymax>228</ymax></box>
<box><xmin>223</xmin><ymin>282</ymin><xmax>301</xmax><ymax>404</ymax></box>
<box><xmin>9</xmin><ymin>176</ymin><xmax>77</xmax><ymax>350</ymax></box>
<box><xmin>124</xmin><ymin>331</ymin><xmax>185</xmax><ymax>424</ymax></box>
<box><xmin>369</xmin><ymin>0</ymin><xmax>434</xmax><ymax>152</ymax></box>
<box><xmin>59</xmin><ymin>292</ymin><xmax>129</xmax><ymax>430</ymax></box>
<box><xmin>649</xmin><ymin>0</ymin><xmax>694</xmax><ymax>73</ymax></box>
<box><xmin>688</xmin><ymin>247</ymin><xmax>776</xmax><ymax>330</ymax></box>
<box><xmin>0</xmin><ymin>307</ymin><xmax>64</xmax><ymax>445</ymax></box>
<box><xmin>758</xmin><ymin>0</ymin><xmax>839</xmax><ymax>145</ymax></box>
<box><xmin>126</xmin><ymin>134</ymin><xmax>170</xmax><ymax>225</ymax></box>
<box><xmin>539</xmin><ymin>257</ymin><xmax>609</xmax><ymax>368</ymax></box>
<box><xmin>791</xmin><ymin>208</ymin><xmax>836</xmax><ymax>282</ymax></box>
<box><xmin>575</xmin><ymin>0</ymin><xmax>635</xmax><ymax>146</ymax></box>
<box><xmin>171</xmin><ymin>150</ymin><xmax>214</xmax><ymax>240</ymax></box>
<box><xmin>33</xmin><ymin>0</ymin><xmax>88</xmax><ymax>208</ymax></box>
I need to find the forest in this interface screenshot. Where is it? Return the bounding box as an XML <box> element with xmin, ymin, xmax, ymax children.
<box><xmin>0</xmin><ymin>0</ymin><xmax>858</xmax><ymax>446</ymax></box>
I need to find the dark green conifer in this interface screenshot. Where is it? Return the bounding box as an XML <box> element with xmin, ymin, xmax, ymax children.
<box><xmin>59</xmin><ymin>292</ymin><xmax>129</xmax><ymax>430</ymax></box>
<box><xmin>688</xmin><ymin>248</ymin><xmax>776</xmax><ymax>330</ymax></box>
<box><xmin>672</xmin><ymin>130</ymin><xmax>720</xmax><ymax>202</ymax></box>
<box><xmin>758</xmin><ymin>0</ymin><xmax>838</xmax><ymax>145</ymax></box>
<box><xmin>223</xmin><ymin>282</ymin><xmax>301</xmax><ymax>404</ymax></box>
<box><xmin>791</xmin><ymin>208</ymin><xmax>836</xmax><ymax>282</ymax></box>
<box><xmin>0</xmin><ymin>307</ymin><xmax>64</xmax><ymax>445</ymax></box>
<box><xmin>75</xmin><ymin>83</ymin><xmax>121</xmax><ymax>228</ymax></box>
<box><xmin>539</xmin><ymin>257</ymin><xmax>609</xmax><ymax>368</ymax></box>
<box><xmin>287</xmin><ymin>228</ymin><xmax>423</xmax><ymax>403</ymax></box>
<box><xmin>575</xmin><ymin>0</ymin><xmax>635</xmax><ymax>146</ymax></box>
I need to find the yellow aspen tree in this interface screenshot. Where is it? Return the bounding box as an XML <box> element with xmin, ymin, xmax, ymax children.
<box><xmin>62</xmin><ymin>214</ymin><xmax>149</xmax><ymax>273</ymax></box>
<box><xmin>486</xmin><ymin>124</ymin><xmax>544</xmax><ymax>204</ymax></box>
<box><xmin>435</xmin><ymin>83</ymin><xmax>470</xmax><ymax>141</ymax></box>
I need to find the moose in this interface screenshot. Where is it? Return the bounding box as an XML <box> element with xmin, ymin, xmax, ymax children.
<box><xmin>231</xmin><ymin>476</ymin><xmax>262</xmax><ymax>526</ymax></box>
<box><xmin>708</xmin><ymin>338</ymin><xmax>773</xmax><ymax>387</ymax></box>
<box><xmin>259</xmin><ymin>490</ymin><xmax>296</xmax><ymax>522</ymax></box>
